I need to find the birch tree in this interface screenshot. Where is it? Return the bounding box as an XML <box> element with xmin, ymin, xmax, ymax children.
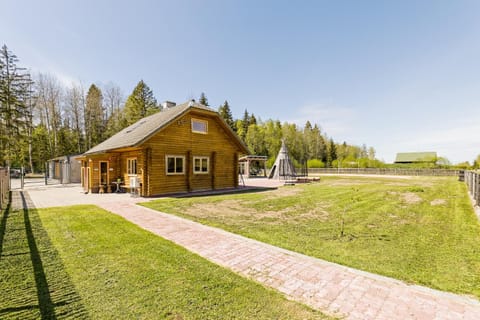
<box><xmin>65</xmin><ymin>84</ymin><xmax>85</xmax><ymax>153</ymax></box>
<box><xmin>35</xmin><ymin>73</ymin><xmax>62</xmax><ymax>158</ymax></box>
<box><xmin>104</xmin><ymin>82</ymin><xmax>124</xmax><ymax>138</ymax></box>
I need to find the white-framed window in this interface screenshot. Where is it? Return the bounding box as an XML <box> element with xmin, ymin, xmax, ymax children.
<box><xmin>166</xmin><ymin>155</ymin><xmax>185</xmax><ymax>175</ymax></box>
<box><xmin>127</xmin><ymin>158</ymin><xmax>137</xmax><ymax>175</ymax></box>
<box><xmin>193</xmin><ymin>157</ymin><xmax>209</xmax><ymax>174</ymax></box>
<box><xmin>191</xmin><ymin>118</ymin><xmax>208</xmax><ymax>134</ymax></box>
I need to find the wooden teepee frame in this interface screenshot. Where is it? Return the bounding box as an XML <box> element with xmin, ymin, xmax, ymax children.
<box><xmin>268</xmin><ymin>140</ymin><xmax>296</xmax><ymax>180</ymax></box>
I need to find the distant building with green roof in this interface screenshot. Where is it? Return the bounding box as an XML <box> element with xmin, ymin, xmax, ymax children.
<box><xmin>394</xmin><ymin>152</ymin><xmax>437</xmax><ymax>164</ymax></box>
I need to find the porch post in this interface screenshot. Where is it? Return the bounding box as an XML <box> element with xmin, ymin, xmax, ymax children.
<box><xmin>233</xmin><ymin>153</ymin><xmax>239</xmax><ymax>188</ymax></box>
<box><xmin>211</xmin><ymin>151</ymin><xmax>216</xmax><ymax>190</ymax></box>
<box><xmin>186</xmin><ymin>150</ymin><xmax>192</xmax><ymax>192</ymax></box>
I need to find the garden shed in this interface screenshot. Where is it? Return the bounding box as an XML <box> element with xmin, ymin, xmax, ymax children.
<box><xmin>48</xmin><ymin>154</ymin><xmax>82</xmax><ymax>184</ymax></box>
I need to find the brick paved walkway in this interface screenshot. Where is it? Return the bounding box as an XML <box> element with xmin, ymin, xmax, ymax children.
<box><xmin>98</xmin><ymin>201</ymin><xmax>480</xmax><ymax>320</ymax></box>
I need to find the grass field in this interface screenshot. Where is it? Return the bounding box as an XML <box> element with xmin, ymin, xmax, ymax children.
<box><xmin>0</xmin><ymin>203</ymin><xmax>328</xmax><ymax>319</ymax></box>
<box><xmin>143</xmin><ymin>175</ymin><xmax>480</xmax><ymax>299</ymax></box>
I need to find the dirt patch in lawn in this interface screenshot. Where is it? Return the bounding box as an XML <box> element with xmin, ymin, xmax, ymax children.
<box><xmin>327</xmin><ymin>179</ymin><xmax>372</xmax><ymax>186</ymax></box>
<box><xmin>402</xmin><ymin>192</ymin><xmax>422</xmax><ymax>204</ymax></box>
<box><xmin>430</xmin><ymin>199</ymin><xmax>447</xmax><ymax>206</ymax></box>
<box><xmin>386</xmin><ymin>181</ymin><xmax>433</xmax><ymax>188</ymax></box>
<box><xmin>184</xmin><ymin>198</ymin><xmax>329</xmax><ymax>223</ymax></box>
<box><xmin>186</xmin><ymin>200</ymin><xmax>255</xmax><ymax>218</ymax></box>
<box><xmin>388</xmin><ymin>191</ymin><xmax>423</xmax><ymax>204</ymax></box>
<box><xmin>266</xmin><ymin>186</ymin><xmax>303</xmax><ymax>198</ymax></box>
<box><xmin>385</xmin><ymin>182</ymin><xmax>411</xmax><ymax>187</ymax></box>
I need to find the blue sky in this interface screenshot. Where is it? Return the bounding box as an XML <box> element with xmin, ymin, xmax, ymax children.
<box><xmin>2</xmin><ymin>0</ymin><xmax>479</xmax><ymax>163</ymax></box>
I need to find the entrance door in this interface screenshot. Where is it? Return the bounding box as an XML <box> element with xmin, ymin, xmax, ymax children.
<box><xmin>99</xmin><ymin>161</ymin><xmax>108</xmax><ymax>186</ymax></box>
<box><xmin>81</xmin><ymin>166</ymin><xmax>90</xmax><ymax>193</ymax></box>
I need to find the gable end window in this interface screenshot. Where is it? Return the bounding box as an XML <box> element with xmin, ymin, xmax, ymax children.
<box><xmin>193</xmin><ymin>157</ymin><xmax>209</xmax><ymax>174</ymax></box>
<box><xmin>166</xmin><ymin>155</ymin><xmax>185</xmax><ymax>175</ymax></box>
<box><xmin>127</xmin><ymin>158</ymin><xmax>137</xmax><ymax>175</ymax></box>
<box><xmin>191</xmin><ymin>119</ymin><xmax>208</xmax><ymax>134</ymax></box>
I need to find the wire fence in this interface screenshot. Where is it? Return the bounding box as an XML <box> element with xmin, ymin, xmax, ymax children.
<box><xmin>464</xmin><ymin>170</ymin><xmax>480</xmax><ymax>207</ymax></box>
<box><xmin>0</xmin><ymin>168</ymin><xmax>9</xmax><ymax>210</ymax></box>
<box><xmin>307</xmin><ymin>168</ymin><xmax>460</xmax><ymax>176</ymax></box>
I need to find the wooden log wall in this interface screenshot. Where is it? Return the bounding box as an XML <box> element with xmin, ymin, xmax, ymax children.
<box><xmin>142</xmin><ymin>110</ymin><xmax>242</xmax><ymax>196</ymax></box>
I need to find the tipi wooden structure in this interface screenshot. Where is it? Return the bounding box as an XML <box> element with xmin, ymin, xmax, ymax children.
<box><xmin>268</xmin><ymin>140</ymin><xmax>296</xmax><ymax>180</ymax></box>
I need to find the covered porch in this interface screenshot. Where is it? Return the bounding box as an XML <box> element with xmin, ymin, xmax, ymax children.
<box><xmin>76</xmin><ymin>149</ymin><xmax>145</xmax><ymax>195</ymax></box>
<box><xmin>239</xmin><ymin>155</ymin><xmax>268</xmax><ymax>178</ymax></box>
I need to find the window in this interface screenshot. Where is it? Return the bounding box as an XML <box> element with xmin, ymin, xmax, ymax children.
<box><xmin>193</xmin><ymin>157</ymin><xmax>209</xmax><ymax>174</ymax></box>
<box><xmin>127</xmin><ymin>158</ymin><xmax>137</xmax><ymax>175</ymax></box>
<box><xmin>166</xmin><ymin>156</ymin><xmax>185</xmax><ymax>175</ymax></box>
<box><xmin>191</xmin><ymin>118</ymin><xmax>208</xmax><ymax>134</ymax></box>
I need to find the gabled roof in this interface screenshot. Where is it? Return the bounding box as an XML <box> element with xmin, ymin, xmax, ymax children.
<box><xmin>394</xmin><ymin>152</ymin><xmax>437</xmax><ymax>163</ymax></box>
<box><xmin>84</xmin><ymin>100</ymin><xmax>249</xmax><ymax>155</ymax></box>
<box><xmin>49</xmin><ymin>154</ymin><xmax>82</xmax><ymax>161</ymax></box>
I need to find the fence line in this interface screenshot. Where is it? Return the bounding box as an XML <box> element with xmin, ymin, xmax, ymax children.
<box><xmin>307</xmin><ymin>168</ymin><xmax>460</xmax><ymax>176</ymax></box>
<box><xmin>0</xmin><ymin>168</ymin><xmax>9</xmax><ymax>210</ymax></box>
<box><xmin>464</xmin><ymin>171</ymin><xmax>480</xmax><ymax>207</ymax></box>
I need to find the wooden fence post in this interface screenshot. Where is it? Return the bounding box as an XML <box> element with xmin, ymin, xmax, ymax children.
<box><xmin>476</xmin><ymin>173</ymin><xmax>480</xmax><ymax>205</ymax></box>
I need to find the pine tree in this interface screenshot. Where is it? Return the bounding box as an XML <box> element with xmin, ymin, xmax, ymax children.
<box><xmin>239</xmin><ymin>109</ymin><xmax>250</xmax><ymax>140</ymax></box>
<box><xmin>303</xmin><ymin>121</ymin><xmax>313</xmax><ymax>159</ymax></box>
<box><xmin>218</xmin><ymin>100</ymin><xmax>235</xmax><ymax>131</ymax></box>
<box><xmin>85</xmin><ymin>84</ymin><xmax>104</xmax><ymax>149</ymax></box>
<box><xmin>199</xmin><ymin>92</ymin><xmax>209</xmax><ymax>106</ymax></box>
<box><xmin>249</xmin><ymin>113</ymin><xmax>257</xmax><ymax>126</ymax></box>
<box><xmin>123</xmin><ymin>80</ymin><xmax>159</xmax><ymax>126</ymax></box>
<box><xmin>327</xmin><ymin>139</ymin><xmax>337</xmax><ymax>167</ymax></box>
<box><xmin>0</xmin><ymin>45</ymin><xmax>32</xmax><ymax>166</ymax></box>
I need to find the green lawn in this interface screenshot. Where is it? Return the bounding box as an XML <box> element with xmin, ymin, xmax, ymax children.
<box><xmin>0</xmin><ymin>203</ymin><xmax>328</xmax><ymax>319</ymax></box>
<box><xmin>143</xmin><ymin>175</ymin><xmax>480</xmax><ymax>299</ymax></box>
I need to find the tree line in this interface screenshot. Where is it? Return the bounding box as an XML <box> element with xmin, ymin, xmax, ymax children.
<box><xmin>0</xmin><ymin>45</ymin><xmax>160</xmax><ymax>172</ymax></box>
<box><xmin>1</xmin><ymin>44</ymin><xmax>478</xmax><ymax>172</ymax></box>
<box><xmin>216</xmin><ymin>100</ymin><xmax>379</xmax><ymax>168</ymax></box>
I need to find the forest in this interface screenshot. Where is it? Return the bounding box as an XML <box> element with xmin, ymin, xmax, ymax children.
<box><xmin>1</xmin><ymin>45</ymin><xmax>477</xmax><ymax>172</ymax></box>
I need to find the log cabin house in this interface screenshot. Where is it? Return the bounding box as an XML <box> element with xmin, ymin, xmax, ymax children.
<box><xmin>77</xmin><ymin>100</ymin><xmax>249</xmax><ymax>196</ymax></box>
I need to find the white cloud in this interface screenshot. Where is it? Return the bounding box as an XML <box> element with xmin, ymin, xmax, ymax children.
<box><xmin>13</xmin><ymin>41</ymin><xmax>82</xmax><ymax>89</ymax></box>
<box><xmin>30</xmin><ymin>66</ymin><xmax>81</xmax><ymax>88</ymax></box>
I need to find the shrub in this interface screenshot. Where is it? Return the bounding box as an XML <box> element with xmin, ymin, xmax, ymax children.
<box><xmin>307</xmin><ymin>159</ymin><xmax>325</xmax><ymax>168</ymax></box>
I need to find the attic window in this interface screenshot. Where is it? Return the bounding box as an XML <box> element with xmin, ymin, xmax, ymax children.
<box><xmin>191</xmin><ymin>119</ymin><xmax>208</xmax><ymax>134</ymax></box>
